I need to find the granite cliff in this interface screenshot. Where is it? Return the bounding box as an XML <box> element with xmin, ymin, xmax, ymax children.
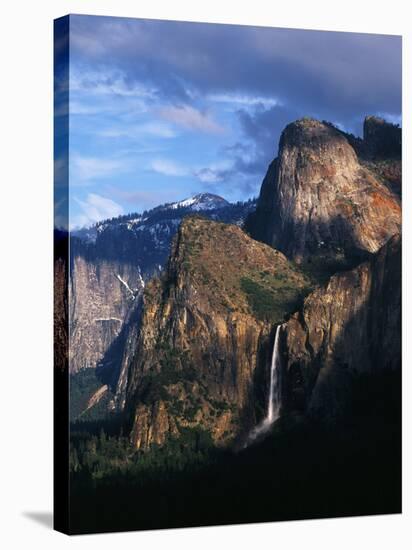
<box><xmin>279</xmin><ymin>233</ymin><xmax>401</xmax><ymax>420</ymax></box>
<box><xmin>68</xmin><ymin>195</ymin><xmax>255</xmax><ymax>417</ymax></box>
<box><xmin>69</xmin><ymin>115</ymin><xmax>401</xmax><ymax>450</ymax></box>
<box><xmin>246</xmin><ymin>117</ymin><xmax>401</xmax><ymax>263</ymax></box>
<box><xmin>69</xmin><ymin>252</ymin><xmax>143</xmax><ymax>376</ymax></box>
<box><xmin>69</xmin><ymin>194</ymin><xmax>255</xmax><ymax>375</ymax></box>
<box><xmin>125</xmin><ymin>217</ymin><xmax>310</xmax><ymax>450</ymax></box>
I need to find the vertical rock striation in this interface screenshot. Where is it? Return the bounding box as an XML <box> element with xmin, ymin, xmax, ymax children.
<box><xmin>246</xmin><ymin>118</ymin><xmax>401</xmax><ymax>263</ymax></box>
<box><xmin>125</xmin><ymin>217</ymin><xmax>311</xmax><ymax>450</ymax></box>
<box><xmin>280</xmin><ymin>234</ymin><xmax>401</xmax><ymax>420</ymax></box>
<box><xmin>69</xmin><ymin>254</ymin><xmax>143</xmax><ymax>375</ymax></box>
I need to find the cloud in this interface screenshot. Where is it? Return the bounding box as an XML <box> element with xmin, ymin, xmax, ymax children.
<box><xmin>236</xmin><ymin>103</ymin><xmax>302</xmax><ymax>158</ymax></box>
<box><xmin>192</xmin><ymin>158</ymin><xmax>232</xmax><ymax>183</ymax></box>
<box><xmin>192</xmin><ymin>104</ymin><xmax>301</xmax><ymax>192</ymax></box>
<box><xmin>208</xmin><ymin>93</ymin><xmax>280</xmax><ymax>109</ymax></box>
<box><xmin>67</xmin><ymin>16</ymin><xmax>402</xmax><ymax>204</ymax></box>
<box><xmin>194</xmin><ymin>168</ymin><xmax>223</xmax><ymax>184</ymax></box>
<box><xmin>70</xmin><ymin>154</ymin><xmax>130</xmax><ymax>183</ymax></box>
<box><xmin>69</xmin><ymin>101</ymin><xmax>115</xmax><ymax>116</ymax></box>
<box><xmin>69</xmin><ymin>16</ymin><xmax>401</xmax><ymax>123</ymax></box>
<box><xmin>158</xmin><ymin>105</ymin><xmax>225</xmax><ymax>134</ymax></box>
<box><xmin>151</xmin><ymin>159</ymin><xmax>188</xmax><ymax>177</ymax></box>
<box><xmin>70</xmin><ymin>67</ymin><xmax>156</xmax><ymax>99</ymax></box>
<box><xmin>72</xmin><ymin>193</ymin><xmax>124</xmax><ymax>228</ymax></box>
<box><xmin>99</xmin><ymin>121</ymin><xmax>177</xmax><ymax>139</ymax></box>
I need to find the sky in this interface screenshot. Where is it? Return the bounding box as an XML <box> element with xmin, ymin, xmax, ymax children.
<box><xmin>54</xmin><ymin>15</ymin><xmax>402</xmax><ymax>229</ymax></box>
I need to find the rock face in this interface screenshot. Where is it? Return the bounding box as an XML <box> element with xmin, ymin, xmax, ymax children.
<box><xmin>67</xmin><ymin>116</ymin><xmax>401</xmax><ymax>448</ymax></box>
<box><xmin>363</xmin><ymin>116</ymin><xmax>401</xmax><ymax>159</ymax></box>
<box><xmin>359</xmin><ymin>117</ymin><xmax>402</xmax><ymax>198</ymax></box>
<box><xmin>69</xmin><ymin>254</ymin><xmax>143</xmax><ymax>375</ymax></box>
<box><xmin>68</xmin><ymin>194</ymin><xmax>256</xmax><ymax>381</ymax></box>
<box><xmin>246</xmin><ymin>118</ymin><xmax>401</xmax><ymax>263</ymax></box>
<box><xmin>279</xmin><ymin>234</ymin><xmax>401</xmax><ymax>420</ymax></box>
<box><xmin>125</xmin><ymin>217</ymin><xmax>311</xmax><ymax>450</ymax></box>
<box><xmin>54</xmin><ymin>230</ymin><xmax>69</xmax><ymax>374</ymax></box>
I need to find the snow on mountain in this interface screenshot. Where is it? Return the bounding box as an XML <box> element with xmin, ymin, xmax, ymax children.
<box><xmin>168</xmin><ymin>193</ymin><xmax>229</xmax><ymax>211</ymax></box>
<box><xmin>71</xmin><ymin>193</ymin><xmax>257</xmax><ymax>278</ymax></box>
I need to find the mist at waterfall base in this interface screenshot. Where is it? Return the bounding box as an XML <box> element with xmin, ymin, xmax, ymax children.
<box><xmin>246</xmin><ymin>325</ymin><xmax>283</xmax><ymax>445</ymax></box>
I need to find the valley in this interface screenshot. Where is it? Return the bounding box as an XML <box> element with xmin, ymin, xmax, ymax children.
<box><xmin>66</xmin><ymin>115</ymin><xmax>401</xmax><ymax>533</ymax></box>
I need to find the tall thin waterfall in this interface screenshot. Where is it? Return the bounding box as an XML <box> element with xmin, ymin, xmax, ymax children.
<box><xmin>245</xmin><ymin>324</ymin><xmax>282</xmax><ymax>445</ymax></box>
<box><xmin>267</xmin><ymin>324</ymin><xmax>282</xmax><ymax>423</ymax></box>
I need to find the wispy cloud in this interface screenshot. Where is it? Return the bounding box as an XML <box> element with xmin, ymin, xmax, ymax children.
<box><xmin>71</xmin><ymin>67</ymin><xmax>156</xmax><ymax>99</ymax></box>
<box><xmin>193</xmin><ymin>160</ymin><xmax>233</xmax><ymax>184</ymax></box>
<box><xmin>158</xmin><ymin>104</ymin><xmax>225</xmax><ymax>135</ymax></box>
<box><xmin>99</xmin><ymin>121</ymin><xmax>177</xmax><ymax>140</ymax></box>
<box><xmin>69</xmin><ymin>101</ymin><xmax>113</xmax><ymax>116</ymax></box>
<box><xmin>70</xmin><ymin>16</ymin><xmax>401</xmax><ymax>126</ymax></box>
<box><xmin>72</xmin><ymin>193</ymin><xmax>124</xmax><ymax>228</ymax></box>
<box><xmin>194</xmin><ymin>168</ymin><xmax>224</xmax><ymax>184</ymax></box>
<box><xmin>151</xmin><ymin>159</ymin><xmax>188</xmax><ymax>177</ymax></box>
<box><xmin>208</xmin><ymin>93</ymin><xmax>280</xmax><ymax>109</ymax></box>
<box><xmin>67</xmin><ymin>16</ymin><xmax>401</xmax><ymax>211</ymax></box>
<box><xmin>70</xmin><ymin>154</ymin><xmax>130</xmax><ymax>184</ymax></box>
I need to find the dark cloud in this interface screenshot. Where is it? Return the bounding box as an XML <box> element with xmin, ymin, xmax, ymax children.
<box><xmin>70</xmin><ymin>16</ymin><xmax>401</xmax><ymax>121</ymax></box>
<box><xmin>194</xmin><ymin>104</ymin><xmax>302</xmax><ymax>194</ymax></box>
<box><xmin>68</xmin><ymin>15</ymin><xmax>401</xmax><ymax>198</ymax></box>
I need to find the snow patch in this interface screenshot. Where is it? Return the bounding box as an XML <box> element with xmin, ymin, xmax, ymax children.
<box><xmin>116</xmin><ymin>274</ymin><xmax>136</xmax><ymax>299</ymax></box>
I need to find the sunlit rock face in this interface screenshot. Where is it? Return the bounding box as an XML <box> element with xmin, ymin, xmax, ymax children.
<box><xmin>125</xmin><ymin>217</ymin><xmax>310</xmax><ymax>450</ymax></box>
<box><xmin>68</xmin><ymin>195</ymin><xmax>256</xmax><ymax>378</ymax></box>
<box><xmin>247</xmin><ymin>118</ymin><xmax>401</xmax><ymax>263</ymax></box>
<box><xmin>280</xmin><ymin>234</ymin><xmax>401</xmax><ymax>420</ymax></box>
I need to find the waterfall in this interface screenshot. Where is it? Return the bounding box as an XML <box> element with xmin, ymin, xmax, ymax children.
<box><xmin>267</xmin><ymin>324</ymin><xmax>282</xmax><ymax>423</ymax></box>
<box><xmin>245</xmin><ymin>324</ymin><xmax>282</xmax><ymax>445</ymax></box>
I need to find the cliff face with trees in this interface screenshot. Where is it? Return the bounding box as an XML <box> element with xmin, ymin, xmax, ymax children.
<box><xmin>124</xmin><ymin>217</ymin><xmax>310</xmax><ymax>449</ymax></box>
<box><xmin>122</xmin><ymin>117</ymin><xmax>401</xmax><ymax>450</ymax></box>
<box><xmin>68</xmin><ymin>116</ymin><xmax>401</xmax><ymax>461</ymax></box>
<box><xmin>69</xmin><ymin>116</ymin><xmax>401</xmax><ymax>533</ymax></box>
<box><xmin>67</xmin><ymin>197</ymin><xmax>257</xmax><ymax>420</ymax></box>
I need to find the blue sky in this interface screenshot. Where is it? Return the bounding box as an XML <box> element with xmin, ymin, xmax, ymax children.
<box><xmin>54</xmin><ymin>15</ymin><xmax>402</xmax><ymax>229</ymax></box>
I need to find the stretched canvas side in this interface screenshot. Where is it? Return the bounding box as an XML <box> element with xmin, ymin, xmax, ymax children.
<box><xmin>53</xmin><ymin>14</ymin><xmax>70</xmax><ymax>535</ymax></box>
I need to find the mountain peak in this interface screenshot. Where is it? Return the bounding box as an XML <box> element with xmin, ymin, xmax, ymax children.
<box><xmin>126</xmin><ymin>215</ymin><xmax>310</xmax><ymax>450</ymax></box>
<box><xmin>280</xmin><ymin>117</ymin><xmax>344</xmax><ymax>149</ymax></box>
<box><xmin>248</xmin><ymin>116</ymin><xmax>401</xmax><ymax>262</ymax></box>
<box><xmin>169</xmin><ymin>192</ymin><xmax>229</xmax><ymax>211</ymax></box>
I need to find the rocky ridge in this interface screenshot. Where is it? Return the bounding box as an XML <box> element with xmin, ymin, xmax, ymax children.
<box><xmin>69</xmin><ymin>194</ymin><xmax>256</xmax><ymax>380</ymax></box>
<box><xmin>69</xmin><ymin>256</ymin><xmax>143</xmax><ymax>376</ymax></box>
<box><xmin>279</xmin><ymin>233</ymin><xmax>401</xmax><ymax>420</ymax></box>
<box><xmin>246</xmin><ymin>117</ymin><xmax>401</xmax><ymax>263</ymax></box>
<box><xmin>70</xmin><ymin>115</ymin><xmax>402</xmax><ymax>451</ymax></box>
<box><xmin>124</xmin><ymin>217</ymin><xmax>311</xmax><ymax>449</ymax></box>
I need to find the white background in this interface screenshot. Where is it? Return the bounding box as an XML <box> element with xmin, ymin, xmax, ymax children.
<box><xmin>0</xmin><ymin>0</ymin><xmax>410</xmax><ymax>548</ymax></box>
